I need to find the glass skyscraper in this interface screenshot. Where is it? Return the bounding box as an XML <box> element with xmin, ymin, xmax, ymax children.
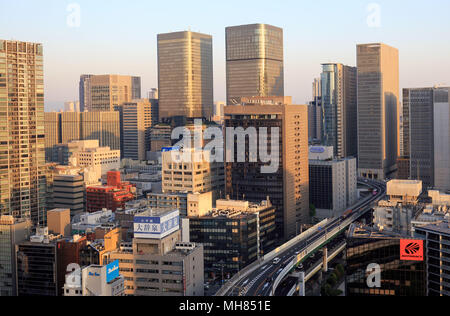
<box><xmin>226</xmin><ymin>24</ymin><xmax>284</xmax><ymax>105</ymax></box>
<box><xmin>157</xmin><ymin>31</ymin><xmax>214</xmax><ymax>120</ymax></box>
<box><xmin>321</xmin><ymin>63</ymin><xmax>357</xmax><ymax>158</ymax></box>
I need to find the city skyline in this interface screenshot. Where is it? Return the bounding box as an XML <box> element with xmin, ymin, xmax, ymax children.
<box><xmin>1</xmin><ymin>0</ymin><xmax>450</xmax><ymax>111</ymax></box>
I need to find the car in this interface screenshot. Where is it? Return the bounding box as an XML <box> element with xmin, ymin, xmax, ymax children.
<box><xmin>295</xmin><ymin>250</ymin><xmax>301</xmax><ymax>255</ymax></box>
<box><xmin>273</xmin><ymin>257</ymin><xmax>281</xmax><ymax>264</ymax></box>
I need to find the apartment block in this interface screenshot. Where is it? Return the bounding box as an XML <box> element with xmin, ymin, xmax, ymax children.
<box><xmin>0</xmin><ymin>40</ymin><xmax>46</xmax><ymax>225</ymax></box>
<box><xmin>321</xmin><ymin>63</ymin><xmax>357</xmax><ymax>158</ymax></box>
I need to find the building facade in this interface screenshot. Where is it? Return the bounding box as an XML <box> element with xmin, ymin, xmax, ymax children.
<box><xmin>357</xmin><ymin>43</ymin><xmax>400</xmax><ymax>180</ymax></box>
<box><xmin>0</xmin><ymin>40</ymin><xmax>46</xmax><ymax>225</ymax></box>
<box><xmin>346</xmin><ymin>225</ymin><xmax>426</xmax><ymax>296</ymax></box>
<box><xmin>320</xmin><ymin>63</ymin><xmax>357</xmax><ymax>158</ymax></box>
<box><xmin>406</xmin><ymin>87</ymin><xmax>450</xmax><ymax>191</ymax></box>
<box><xmin>188</xmin><ymin>199</ymin><xmax>276</xmax><ymax>276</ymax></box>
<box><xmin>224</xmin><ymin>99</ymin><xmax>309</xmax><ymax>241</ymax></box>
<box><xmin>0</xmin><ymin>216</ymin><xmax>32</xmax><ymax>296</ymax></box>
<box><xmin>226</xmin><ymin>24</ymin><xmax>284</xmax><ymax>104</ymax></box>
<box><xmin>158</xmin><ymin>31</ymin><xmax>213</xmax><ymax>120</ymax></box>
<box><xmin>122</xmin><ymin>99</ymin><xmax>154</xmax><ymax>161</ymax></box>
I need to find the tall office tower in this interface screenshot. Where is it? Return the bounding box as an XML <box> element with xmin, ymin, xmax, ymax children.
<box><xmin>0</xmin><ymin>40</ymin><xmax>46</xmax><ymax>225</ymax></box>
<box><xmin>308</xmin><ymin>78</ymin><xmax>323</xmax><ymax>142</ymax></box>
<box><xmin>83</xmin><ymin>74</ymin><xmax>141</xmax><ymax>112</ymax></box>
<box><xmin>79</xmin><ymin>74</ymin><xmax>93</xmax><ymax>112</ymax></box>
<box><xmin>0</xmin><ymin>216</ymin><xmax>32</xmax><ymax>296</ymax></box>
<box><xmin>158</xmin><ymin>31</ymin><xmax>214</xmax><ymax>120</ymax></box>
<box><xmin>81</xmin><ymin>111</ymin><xmax>121</xmax><ymax>150</ymax></box>
<box><xmin>398</xmin><ymin>90</ymin><xmax>412</xmax><ymax>180</ymax></box>
<box><xmin>122</xmin><ymin>99</ymin><xmax>153</xmax><ymax>161</ymax></box>
<box><xmin>224</xmin><ymin>97</ymin><xmax>309</xmax><ymax>241</ymax></box>
<box><xmin>226</xmin><ymin>24</ymin><xmax>284</xmax><ymax>105</ymax></box>
<box><xmin>406</xmin><ymin>87</ymin><xmax>450</xmax><ymax>191</ymax></box>
<box><xmin>321</xmin><ymin>63</ymin><xmax>357</xmax><ymax>158</ymax></box>
<box><xmin>357</xmin><ymin>43</ymin><xmax>400</xmax><ymax>180</ymax></box>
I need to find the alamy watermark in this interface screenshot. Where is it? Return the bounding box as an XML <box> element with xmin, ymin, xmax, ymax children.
<box><xmin>170</xmin><ymin>120</ymin><xmax>280</xmax><ymax>174</ymax></box>
<box><xmin>67</xmin><ymin>3</ymin><xmax>81</xmax><ymax>28</ymax></box>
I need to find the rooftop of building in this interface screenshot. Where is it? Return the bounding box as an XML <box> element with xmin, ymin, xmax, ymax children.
<box><xmin>415</xmin><ymin>221</ymin><xmax>450</xmax><ymax>236</ymax></box>
<box><xmin>197</xmin><ymin>199</ymin><xmax>273</xmax><ymax>219</ymax></box>
<box><xmin>347</xmin><ymin>224</ymin><xmax>411</xmax><ymax>240</ymax></box>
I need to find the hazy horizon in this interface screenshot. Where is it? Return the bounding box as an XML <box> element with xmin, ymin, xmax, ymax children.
<box><xmin>1</xmin><ymin>0</ymin><xmax>449</xmax><ymax>112</ymax></box>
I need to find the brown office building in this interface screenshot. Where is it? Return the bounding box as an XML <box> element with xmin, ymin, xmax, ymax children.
<box><xmin>82</xmin><ymin>74</ymin><xmax>141</xmax><ymax>112</ymax></box>
<box><xmin>157</xmin><ymin>31</ymin><xmax>213</xmax><ymax>120</ymax></box>
<box><xmin>226</xmin><ymin>24</ymin><xmax>284</xmax><ymax>105</ymax></box>
<box><xmin>0</xmin><ymin>40</ymin><xmax>46</xmax><ymax>225</ymax></box>
<box><xmin>357</xmin><ymin>43</ymin><xmax>400</xmax><ymax>180</ymax></box>
<box><xmin>224</xmin><ymin>97</ymin><xmax>309</xmax><ymax>241</ymax></box>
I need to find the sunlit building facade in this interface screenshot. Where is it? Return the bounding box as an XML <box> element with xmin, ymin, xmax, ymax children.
<box><xmin>226</xmin><ymin>24</ymin><xmax>284</xmax><ymax>105</ymax></box>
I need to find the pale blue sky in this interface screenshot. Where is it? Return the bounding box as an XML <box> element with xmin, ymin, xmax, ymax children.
<box><xmin>1</xmin><ymin>0</ymin><xmax>449</xmax><ymax>111</ymax></box>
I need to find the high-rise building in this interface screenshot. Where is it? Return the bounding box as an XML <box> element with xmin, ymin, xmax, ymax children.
<box><xmin>0</xmin><ymin>40</ymin><xmax>46</xmax><ymax>225</ymax></box>
<box><xmin>357</xmin><ymin>43</ymin><xmax>400</xmax><ymax>180</ymax></box>
<box><xmin>224</xmin><ymin>97</ymin><xmax>309</xmax><ymax>241</ymax></box>
<box><xmin>321</xmin><ymin>63</ymin><xmax>357</xmax><ymax>158</ymax></box>
<box><xmin>226</xmin><ymin>24</ymin><xmax>284</xmax><ymax>105</ymax></box>
<box><xmin>79</xmin><ymin>74</ymin><xmax>93</xmax><ymax>113</ymax></box>
<box><xmin>157</xmin><ymin>31</ymin><xmax>213</xmax><ymax>120</ymax></box>
<box><xmin>82</xmin><ymin>74</ymin><xmax>141</xmax><ymax>112</ymax></box>
<box><xmin>162</xmin><ymin>148</ymin><xmax>225</xmax><ymax>201</ymax></box>
<box><xmin>0</xmin><ymin>216</ymin><xmax>32</xmax><ymax>296</ymax></box>
<box><xmin>122</xmin><ymin>99</ymin><xmax>154</xmax><ymax>161</ymax></box>
<box><xmin>406</xmin><ymin>87</ymin><xmax>450</xmax><ymax>191</ymax></box>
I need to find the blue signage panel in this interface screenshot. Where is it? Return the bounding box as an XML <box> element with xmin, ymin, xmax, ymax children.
<box><xmin>310</xmin><ymin>147</ymin><xmax>325</xmax><ymax>153</ymax></box>
<box><xmin>106</xmin><ymin>260</ymin><xmax>120</xmax><ymax>283</ymax></box>
<box><xmin>162</xmin><ymin>146</ymin><xmax>180</xmax><ymax>153</ymax></box>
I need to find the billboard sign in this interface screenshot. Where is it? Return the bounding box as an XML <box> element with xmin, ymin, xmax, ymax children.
<box><xmin>400</xmin><ymin>239</ymin><xmax>424</xmax><ymax>261</ymax></box>
<box><xmin>134</xmin><ymin>210</ymin><xmax>180</xmax><ymax>239</ymax></box>
<box><xmin>162</xmin><ymin>146</ymin><xmax>180</xmax><ymax>153</ymax></box>
<box><xmin>106</xmin><ymin>260</ymin><xmax>120</xmax><ymax>283</ymax></box>
<box><xmin>309</xmin><ymin>146</ymin><xmax>325</xmax><ymax>154</ymax></box>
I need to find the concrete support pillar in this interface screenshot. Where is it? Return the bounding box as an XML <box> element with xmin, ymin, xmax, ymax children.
<box><xmin>298</xmin><ymin>272</ymin><xmax>305</xmax><ymax>296</ymax></box>
<box><xmin>323</xmin><ymin>247</ymin><xmax>328</xmax><ymax>273</ymax></box>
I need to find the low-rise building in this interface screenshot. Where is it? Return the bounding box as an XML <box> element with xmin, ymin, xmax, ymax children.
<box><xmin>188</xmin><ymin>198</ymin><xmax>276</xmax><ymax>277</ymax></box>
<box><xmin>86</xmin><ymin>171</ymin><xmax>136</xmax><ymax>213</ymax></box>
<box><xmin>309</xmin><ymin>146</ymin><xmax>357</xmax><ymax>219</ymax></box>
<box><xmin>0</xmin><ymin>216</ymin><xmax>32</xmax><ymax>296</ymax></box>
<box><xmin>64</xmin><ymin>260</ymin><xmax>124</xmax><ymax>296</ymax></box>
<box><xmin>109</xmin><ymin>208</ymin><xmax>204</xmax><ymax>296</ymax></box>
